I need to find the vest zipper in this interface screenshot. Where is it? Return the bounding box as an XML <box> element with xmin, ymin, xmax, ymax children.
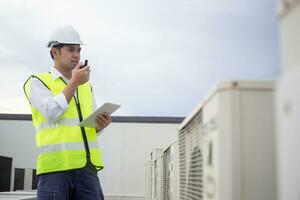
<box><xmin>74</xmin><ymin>90</ymin><xmax>91</xmax><ymax>162</ymax></box>
<box><xmin>58</xmin><ymin>78</ymin><xmax>91</xmax><ymax>163</ymax></box>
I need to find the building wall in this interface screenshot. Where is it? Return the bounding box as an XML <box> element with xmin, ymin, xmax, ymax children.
<box><xmin>0</xmin><ymin>120</ymin><xmax>36</xmax><ymax>169</ymax></box>
<box><xmin>98</xmin><ymin>122</ymin><xmax>178</xmax><ymax>198</ymax></box>
<box><xmin>0</xmin><ymin>117</ymin><xmax>180</xmax><ymax>199</ymax></box>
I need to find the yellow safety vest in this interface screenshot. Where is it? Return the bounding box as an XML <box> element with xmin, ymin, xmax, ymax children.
<box><xmin>23</xmin><ymin>72</ymin><xmax>104</xmax><ymax>175</ymax></box>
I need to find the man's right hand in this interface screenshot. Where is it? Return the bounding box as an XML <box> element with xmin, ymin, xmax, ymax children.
<box><xmin>63</xmin><ymin>62</ymin><xmax>91</xmax><ymax>104</ymax></box>
<box><xmin>70</xmin><ymin>62</ymin><xmax>91</xmax><ymax>86</ymax></box>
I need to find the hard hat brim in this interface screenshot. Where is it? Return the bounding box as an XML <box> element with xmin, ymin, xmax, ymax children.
<box><xmin>47</xmin><ymin>41</ymin><xmax>85</xmax><ymax>48</ymax></box>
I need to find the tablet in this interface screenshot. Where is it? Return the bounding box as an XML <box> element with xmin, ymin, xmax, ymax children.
<box><xmin>79</xmin><ymin>102</ymin><xmax>121</xmax><ymax>128</ymax></box>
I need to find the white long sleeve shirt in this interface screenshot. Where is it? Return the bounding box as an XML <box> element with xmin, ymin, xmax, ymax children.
<box><xmin>29</xmin><ymin>67</ymin><xmax>97</xmax><ymax>122</ymax></box>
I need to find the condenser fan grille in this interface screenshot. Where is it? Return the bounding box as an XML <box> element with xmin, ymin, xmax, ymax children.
<box><xmin>179</xmin><ymin>111</ymin><xmax>202</xmax><ymax>200</ymax></box>
<box><xmin>163</xmin><ymin>147</ymin><xmax>171</xmax><ymax>200</ymax></box>
<box><xmin>187</xmin><ymin>146</ymin><xmax>203</xmax><ymax>200</ymax></box>
<box><xmin>179</xmin><ymin>131</ymin><xmax>187</xmax><ymax>199</ymax></box>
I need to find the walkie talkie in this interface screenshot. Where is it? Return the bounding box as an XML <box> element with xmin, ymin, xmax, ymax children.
<box><xmin>80</xmin><ymin>60</ymin><xmax>88</xmax><ymax>69</ymax></box>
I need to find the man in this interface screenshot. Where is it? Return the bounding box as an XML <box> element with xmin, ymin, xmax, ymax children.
<box><xmin>23</xmin><ymin>25</ymin><xmax>111</xmax><ymax>200</ymax></box>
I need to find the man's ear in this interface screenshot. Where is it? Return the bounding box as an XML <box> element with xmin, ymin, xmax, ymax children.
<box><xmin>51</xmin><ymin>48</ymin><xmax>58</xmax><ymax>58</ymax></box>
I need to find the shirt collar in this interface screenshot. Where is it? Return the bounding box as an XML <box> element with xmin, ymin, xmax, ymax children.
<box><xmin>50</xmin><ymin>67</ymin><xmax>68</xmax><ymax>82</ymax></box>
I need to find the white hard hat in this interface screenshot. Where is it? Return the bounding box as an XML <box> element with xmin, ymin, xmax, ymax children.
<box><xmin>47</xmin><ymin>25</ymin><xmax>84</xmax><ymax>48</ymax></box>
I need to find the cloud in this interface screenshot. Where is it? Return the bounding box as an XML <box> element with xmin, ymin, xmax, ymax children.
<box><xmin>0</xmin><ymin>0</ymin><xmax>280</xmax><ymax>116</ymax></box>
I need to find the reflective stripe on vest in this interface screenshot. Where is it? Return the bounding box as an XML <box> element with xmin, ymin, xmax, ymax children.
<box><xmin>38</xmin><ymin>141</ymin><xmax>99</xmax><ymax>154</ymax></box>
<box><xmin>35</xmin><ymin>118</ymin><xmax>79</xmax><ymax>133</ymax></box>
<box><xmin>23</xmin><ymin>72</ymin><xmax>104</xmax><ymax>174</ymax></box>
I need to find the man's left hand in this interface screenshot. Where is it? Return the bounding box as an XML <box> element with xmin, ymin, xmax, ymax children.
<box><xmin>95</xmin><ymin>113</ymin><xmax>112</xmax><ymax>132</ymax></box>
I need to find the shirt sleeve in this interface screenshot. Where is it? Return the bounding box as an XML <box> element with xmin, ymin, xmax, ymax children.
<box><xmin>30</xmin><ymin>77</ymin><xmax>69</xmax><ymax>121</ymax></box>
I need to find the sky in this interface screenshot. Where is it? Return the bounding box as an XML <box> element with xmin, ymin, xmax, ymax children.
<box><xmin>0</xmin><ymin>0</ymin><xmax>281</xmax><ymax>117</ymax></box>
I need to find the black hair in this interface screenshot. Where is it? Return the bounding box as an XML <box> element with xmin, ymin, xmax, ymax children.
<box><xmin>50</xmin><ymin>43</ymin><xmax>65</xmax><ymax>59</ymax></box>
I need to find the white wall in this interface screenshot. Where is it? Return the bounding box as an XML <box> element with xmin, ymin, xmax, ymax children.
<box><xmin>0</xmin><ymin>119</ymin><xmax>179</xmax><ymax>199</ymax></box>
<box><xmin>278</xmin><ymin>1</ymin><xmax>300</xmax><ymax>199</ymax></box>
<box><xmin>0</xmin><ymin>120</ymin><xmax>36</xmax><ymax>169</ymax></box>
<box><xmin>98</xmin><ymin>123</ymin><xmax>178</xmax><ymax>198</ymax></box>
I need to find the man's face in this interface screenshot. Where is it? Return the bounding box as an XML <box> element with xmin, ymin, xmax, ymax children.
<box><xmin>55</xmin><ymin>44</ymin><xmax>81</xmax><ymax>70</ymax></box>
